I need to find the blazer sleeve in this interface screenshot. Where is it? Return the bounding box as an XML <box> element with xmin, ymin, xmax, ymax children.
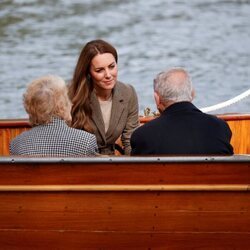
<box><xmin>86</xmin><ymin>134</ymin><xmax>99</xmax><ymax>156</ymax></box>
<box><xmin>121</xmin><ymin>85</ymin><xmax>140</xmax><ymax>155</ymax></box>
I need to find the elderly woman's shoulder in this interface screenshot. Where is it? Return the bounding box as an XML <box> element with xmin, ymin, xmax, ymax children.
<box><xmin>69</xmin><ymin>126</ymin><xmax>96</xmax><ymax>140</ymax></box>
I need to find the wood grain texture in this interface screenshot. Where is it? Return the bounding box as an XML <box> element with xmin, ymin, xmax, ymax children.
<box><xmin>0</xmin><ymin>159</ymin><xmax>249</xmax><ymax>249</ymax></box>
<box><xmin>0</xmin><ymin>184</ymin><xmax>248</xmax><ymax>191</ymax></box>
<box><xmin>0</xmin><ymin>192</ymin><xmax>250</xmax><ymax>233</ymax></box>
<box><xmin>0</xmin><ymin>161</ymin><xmax>249</xmax><ymax>185</ymax></box>
<box><xmin>0</xmin><ymin>231</ymin><xmax>249</xmax><ymax>250</ymax></box>
<box><xmin>0</xmin><ymin>114</ymin><xmax>250</xmax><ymax>155</ymax></box>
<box><xmin>0</xmin><ymin>191</ymin><xmax>249</xmax><ymax>249</ymax></box>
<box><xmin>227</xmin><ymin>119</ymin><xmax>250</xmax><ymax>154</ymax></box>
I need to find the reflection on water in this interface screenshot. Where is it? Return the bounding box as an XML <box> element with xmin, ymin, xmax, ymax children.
<box><xmin>0</xmin><ymin>0</ymin><xmax>250</xmax><ymax>118</ymax></box>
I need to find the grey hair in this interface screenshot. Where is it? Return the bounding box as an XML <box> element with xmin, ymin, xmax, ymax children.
<box><xmin>153</xmin><ymin>68</ymin><xmax>193</xmax><ymax>103</ymax></box>
<box><xmin>24</xmin><ymin>75</ymin><xmax>72</xmax><ymax>126</ymax></box>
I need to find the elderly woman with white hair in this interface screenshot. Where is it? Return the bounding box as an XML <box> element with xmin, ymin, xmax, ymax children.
<box><xmin>10</xmin><ymin>75</ymin><xmax>98</xmax><ymax>156</ymax></box>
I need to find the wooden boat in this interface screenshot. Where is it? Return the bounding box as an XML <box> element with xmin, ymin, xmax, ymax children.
<box><xmin>0</xmin><ymin>113</ymin><xmax>249</xmax><ymax>249</ymax></box>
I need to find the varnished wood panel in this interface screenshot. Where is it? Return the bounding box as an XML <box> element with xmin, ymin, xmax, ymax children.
<box><xmin>0</xmin><ymin>192</ymin><xmax>249</xmax><ymax>249</ymax></box>
<box><xmin>0</xmin><ymin>158</ymin><xmax>249</xmax><ymax>249</ymax></box>
<box><xmin>1</xmin><ymin>192</ymin><xmax>249</xmax><ymax>212</ymax></box>
<box><xmin>0</xmin><ymin>231</ymin><xmax>249</xmax><ymax>250</ymax></box>
<box><xmin>0</xmin><ymin>127</ymin><xmax>29</xmax><ymax>156</ymax></box>
<box><xmin>228</xmin><ymin>119</ymin><xmax>250</xmax><ymax>154</ymax></box>
<box><xmin>0</xmin><ymin>192</ymin><xmax>249</xmax><ymax>231</ymax></box>
<box><xmin>0</xmin><ymin>114</ymin><xmax>250</xmax><ymax>155</ymax></box>
<box><xmin>0</xmin><ymin>162</ymin><xmax>249</xmax><ymax>185</ymax></box>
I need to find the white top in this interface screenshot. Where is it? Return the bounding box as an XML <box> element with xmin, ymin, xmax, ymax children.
<box><xmin>99</xmin><ymin>96</ymin><xmax>112</xmax><ymax>133</ymax></box>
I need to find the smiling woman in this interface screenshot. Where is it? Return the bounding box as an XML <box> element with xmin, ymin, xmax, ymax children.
<box><xmin>68</xmin><ymin>39</ymin><xmax>140</xmax><ymax>155</ymax></box>
<box><xmin>90</xmin><ymin>53</ymin><xmax>117</xmax><ymax>102</ymax></box>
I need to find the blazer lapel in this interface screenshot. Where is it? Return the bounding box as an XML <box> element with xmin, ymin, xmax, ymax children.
<box><xmin>105</xmin><ymin>83</ymin><xmax>125</xmax><ymax>140</ymax></box>
<box><xmin>90</xmin><ymin>92</ymin><xmax>106</xmax><ymax>142</ymax></box>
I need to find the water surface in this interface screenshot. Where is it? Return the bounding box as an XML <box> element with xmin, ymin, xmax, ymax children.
<box><xmin>0</xmin><ymin>0</ymin><xmax>250</xmax><ymax>118</ymax></box>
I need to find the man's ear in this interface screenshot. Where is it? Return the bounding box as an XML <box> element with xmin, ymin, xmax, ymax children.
<box><xmin>191</xmin><ymin>88</ymin><xmax>195</xmax><ymax>101</ymax></box>
<box><xmin>154</xmin><ymin>91</ymin><xmax>160</xmax><ymax>107</ymax></box>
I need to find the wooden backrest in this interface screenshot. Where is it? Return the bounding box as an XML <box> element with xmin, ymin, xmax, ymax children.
<box><xmin>0</xmin><ymin>119</ymin><xmax>30</xmax><ymax>156</ymax></box>
<box><xmin>0</xmin><ymin>114</ymin><xmax>250</xmax><ymax>155</ymax></box>
<box><xmin>0</xmin><ymin>156</ymin><xmax>249</xmax><ymax>249</ymax></box>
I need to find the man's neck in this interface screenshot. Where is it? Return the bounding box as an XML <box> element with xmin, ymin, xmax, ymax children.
<box><xmin>159</xmin><ymin>100</ymin><xmax>175</xmax><ymax>113</ymax></box>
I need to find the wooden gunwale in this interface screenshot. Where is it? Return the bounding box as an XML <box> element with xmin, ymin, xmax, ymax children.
<box><xmin>0</xmin><ymin>119</ymin><xmax>30</xmax><ymax>127</ymax></box>
<box><xmin>0</xmin><ymin>113</ymin><xmax>250</xmax><ymax>155</ymax></box>
<box><xmin>139</xmin><ymin>113</ymin><xmax>250</xmax><ymax>123</ymax></box>
<box><xmin>0</xmin><ymin>113</ymin><xmax>250</xmax><ymax>127</ymax></box>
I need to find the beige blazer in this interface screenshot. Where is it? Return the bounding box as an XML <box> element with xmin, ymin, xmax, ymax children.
<box><xmin>90</xmin><ymin>81</ymin><xmax>139</xmax><ymax>155</ymax></box>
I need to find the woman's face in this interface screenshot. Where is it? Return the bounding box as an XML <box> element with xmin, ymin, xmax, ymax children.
<box><xmin>89</xmin><ymin>53</ymin><xmax>118</xmax><ymax>92</ymax></box>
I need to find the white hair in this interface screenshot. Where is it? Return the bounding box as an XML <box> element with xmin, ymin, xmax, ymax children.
<box><xmin>24</xmin><ymin>75</ymin><xmax>72</xmax><ymax>126</ymax></box>
<box><xmin>153</xmin><ymin>68</ymin><xmax>194</xmax><ymax>103</ymax></box>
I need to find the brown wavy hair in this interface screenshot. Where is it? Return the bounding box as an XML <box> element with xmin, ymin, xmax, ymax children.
<box><xmin>68</xmin><ymin>39</ymin><xmax>118</xmax><ymax>133</ymax></box>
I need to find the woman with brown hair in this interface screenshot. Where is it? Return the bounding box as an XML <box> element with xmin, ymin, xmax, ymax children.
<box><xmin>68</xmin><ymin>39</ymin><xmax>139</xmax><ymax>155</ymax></box>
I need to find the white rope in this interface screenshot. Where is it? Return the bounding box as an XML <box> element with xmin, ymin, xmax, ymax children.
<box><xmin>200</xmin><ymin>88</ymin><xmax>250</xmax><ymax>113</ymax></box>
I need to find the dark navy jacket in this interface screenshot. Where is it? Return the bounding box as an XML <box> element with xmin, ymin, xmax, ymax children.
<box><xmin>131</xmin><ymin>102</ymin><xmax>233</xmax><ymax>155</ymax></box>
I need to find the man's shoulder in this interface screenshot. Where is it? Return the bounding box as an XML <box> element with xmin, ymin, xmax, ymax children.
<box><xmin>132</xmin><ymin>116</ymin><xmax>162</xmax><ymax>136</ymax></box>
<box><xmin>200</xmin><ymin>112</ymin><xmax>228</xmax><ymax>125</ymax></box>
<box><xmin>194</xmin><ymin>112</ymin><xmax>231</xmax><ymax>135</ymax></box>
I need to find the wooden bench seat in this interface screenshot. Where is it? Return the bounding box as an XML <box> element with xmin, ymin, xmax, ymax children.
<box><xmin>0</xmin><ymin>156</ymin><xmax>249</xmax><ymax>249</ymax></box>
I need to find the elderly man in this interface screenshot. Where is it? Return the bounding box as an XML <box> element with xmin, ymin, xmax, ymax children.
<box><xmin>131</xmin><ymin>68</ymin><xmax>233</xmax><ymax>155</ymax></box>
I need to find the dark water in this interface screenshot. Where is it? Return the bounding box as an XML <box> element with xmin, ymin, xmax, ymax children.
<box><xmin>0</xmin><ymin>0</ymin><xmax>250</xmax><ymax>118</ymax></box>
